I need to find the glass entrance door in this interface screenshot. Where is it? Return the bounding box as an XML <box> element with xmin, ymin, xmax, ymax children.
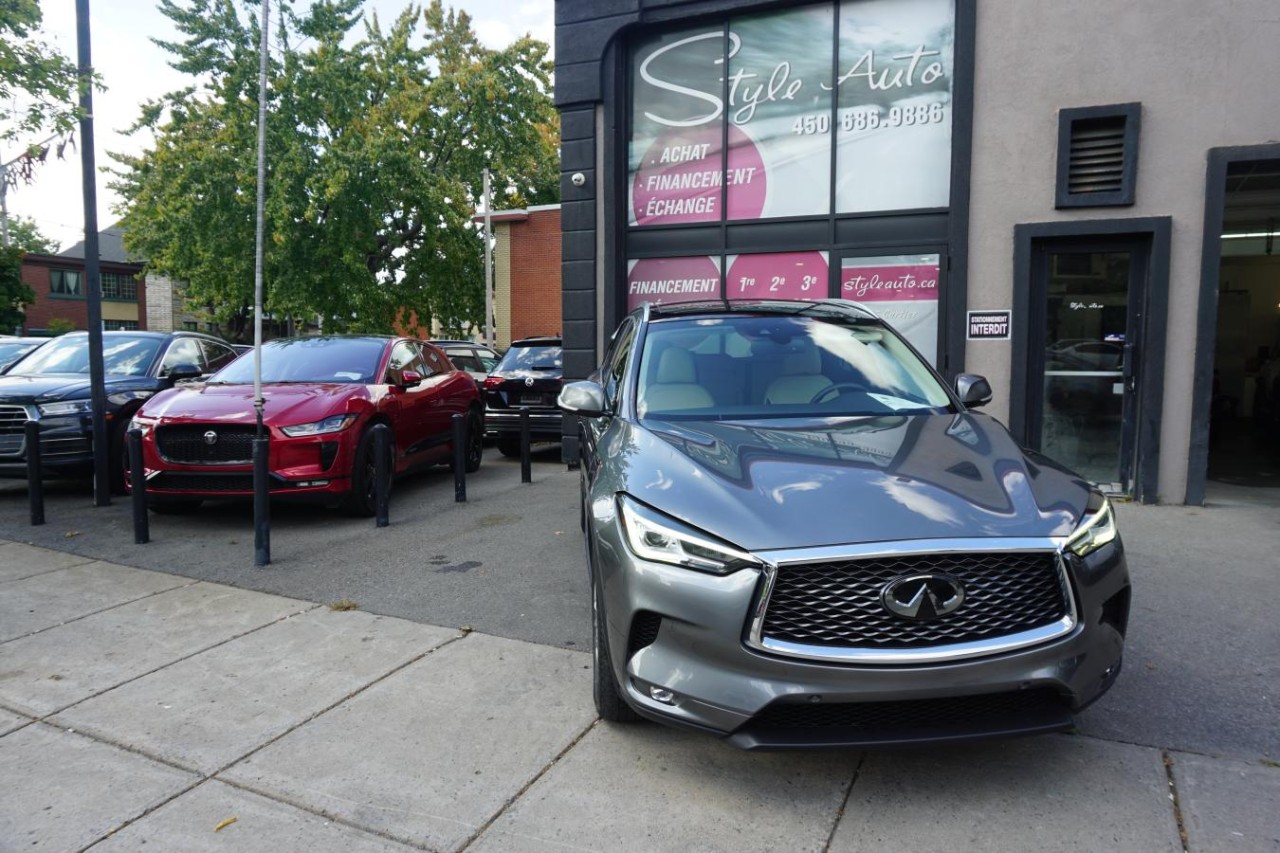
<box><xmin>1035</xmin><ymin>246</ymin><xmax>1145</xmax><ymax>492</ymax></box>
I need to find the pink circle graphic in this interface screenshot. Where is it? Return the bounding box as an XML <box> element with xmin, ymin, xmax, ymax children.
<box><xmin>632</xmin><ymin>126</ymin><xmax>766</xmax><ymax>226</ymax></box>
<box><xmin>626</xmin><ymin>256</ymin><xmax>721</xmax><ymax>311</ymax></box>
<box><xmin>727</xmin><ymin>252</ymin><xmax>829</xmax><ymax>302</ymax></box>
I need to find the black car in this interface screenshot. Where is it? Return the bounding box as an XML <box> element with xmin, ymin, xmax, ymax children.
<box><xmin>0</xmin><ymin>330</ymin><xmax>241</xmax><ymax>491</ymax></box>
<box><xmin>481</xmin><ymin>336</ymin><xmax>563</xmax><ymax>457</ymax></box>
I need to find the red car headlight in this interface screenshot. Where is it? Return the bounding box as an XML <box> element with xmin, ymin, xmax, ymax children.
<box><xmin>279</xmin><ymin>414</ymin><xmax>358</xmax><ymax>437</ymax></box>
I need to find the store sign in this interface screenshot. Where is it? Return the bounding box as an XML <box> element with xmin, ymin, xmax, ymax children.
<box><xmin>626</xmin><ymin>256</ymin><xmax>722</xmax><ymax>311</ymax></box>
<box><xmin>967</xmin><ymin>310</ymin><xmax>1011</xmax><ymax>340</ymax></box>
<box><xmin>841</xmin><ymin>254</ymin><xmax>940</xmax><ymax>365</ymax></box>
<box><xmin>726</xmin><ymin>252</ymin><xmax>829</xmax><ymax>301</ymax></box>
<box><xmin>628</xmin><ymin>0</ymin><xmax>954</xmax><ymax>226</ymax></box>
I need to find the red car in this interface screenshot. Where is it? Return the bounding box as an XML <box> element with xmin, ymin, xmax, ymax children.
<box><xmin>128</xmin><ymin>335</ymin><xmax>483</xmax><ymax>514</ymax></box>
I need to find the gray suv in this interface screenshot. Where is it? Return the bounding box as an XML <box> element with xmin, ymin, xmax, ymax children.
<box><xmin>560</xmin><ymin>300</ymin><xmax>1130</xmax><ymax>749</ymax></box>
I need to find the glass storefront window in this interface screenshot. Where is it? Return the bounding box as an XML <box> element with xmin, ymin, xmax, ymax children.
<box><xmin>840</xmin><ymin>253</ymin><xmax>941</xmax><ymax>364</ymax></box>
<box><xmin>626</xmin><ymin>256</ymin><xmax>723</xmax><ymax>312</ymax></box>
<box><xmin>725</xmin><ymin>252</ymin><xmax>829</xmax><ymax>300</ymax></box>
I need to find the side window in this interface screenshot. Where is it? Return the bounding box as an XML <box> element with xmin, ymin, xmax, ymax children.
<box><xmin>420</xmin><ymin>344</ymin><xmax>446</xmax><ymax>377</ymax></box>
<box><xmin>386</xmin><ymin>341</ymin><xmax>423</xmax><ymax>383</ymax></box>
<box><xmin>200</xmin><ymin>340</ymin><xmax>237</xmax><ymax>373</ymax></box>
<box><xmin>603</xmin><ymin>320</ymin><xmax>637</xmax><ymax>408</ymax></box>
<box><xmin>160</xmin><ymin>338</ymin><xmax>204</xmax><ymax>376</ymax></box>
<box><xmin>448</xmin><ymin>352</ymin><xmax>482</xmax><ymax>372</ymax></box>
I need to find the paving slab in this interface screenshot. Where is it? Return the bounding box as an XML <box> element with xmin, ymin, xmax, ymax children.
<box><xmin>0</xmin><ymin>559</ymin><xmax>190</xmax><ymax>641</ymax></box>
<box><xmin>222</xmin><ymin>632</ymin><xmax>596</xmax><ymax>850</ymax></box>
<box><xmin>92</xmin><ymin>779</ymin><xmax>419</xmax><ymax>852</ymax></box>
<box><xmin>0</xmin><ymin>540</ymin><xmax>97</xmax><ymax>582</ymax></box>
<box><xmin>471</xmin><ymin>723</ymin><xmax>857</xmax><ymax>853</ymax></box>
<box><xmin>1170</xmin><ymin>751</ymin><xmax>1280</xmax><ymax>852</ymax></box>
<box><xmin>0</xmin><ymin>722</ymin><xmax>197</xmax><ymax>851</ymax></box>
<box><xmin>828</xmin><ymin>734</ymin><xmax>1182</xmax><ymax>852</ymax></box>
<box><xmin>53</xmin><ymin>608</ymin><xmax>459</xmax><ymax>774</ymax></box>
<box><xmin>0</xmin><ymin>582</ymin><xmax>310</xmax><ymax>717</ymax></box>
<box><xmin>0</xmin><ymin>706</ymin><xmax>32</xmax><ymax>736</ymax></box>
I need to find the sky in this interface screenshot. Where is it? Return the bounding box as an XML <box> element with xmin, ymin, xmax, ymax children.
<box><xmin>4</xmin><ymin>0</ymin><xmax>555</xmax><ymax>252</ymax></box>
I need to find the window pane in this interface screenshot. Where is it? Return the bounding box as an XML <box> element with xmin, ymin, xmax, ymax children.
<box><xmin>840</xmin><ymin>254</ymin><xmax>941</xmax><ymax>365</ymax></box>
<box><xmin>626</xmin><ymin>256</ymin><xmax>722</xmax><ymax>311</ymax></box>
<box><xmin>726</xmin><ymin>252</ymin><xmax>829</xmax><ymax>301</ymax></box>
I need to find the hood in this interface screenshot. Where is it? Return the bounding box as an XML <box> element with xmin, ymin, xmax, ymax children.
<box><xmin>605</xmin><ymin>413</ymin><xmax>1092</xmax><ymax>551</ymax></box>
<box><xmin>0</xmin><ymin>373</ymin><xmax>154</xmax><ymax>403</ymax></box>
<box><xmin>141</xmin><ymin>382</ymin><xmax>374</xmax><ymax>425</ymax></box>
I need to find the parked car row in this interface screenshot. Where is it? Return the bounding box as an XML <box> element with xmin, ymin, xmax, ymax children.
<box><xmin>0</xmin><ymin>332</ymin><xmax>486</xmax><ymax>515</ymax></box>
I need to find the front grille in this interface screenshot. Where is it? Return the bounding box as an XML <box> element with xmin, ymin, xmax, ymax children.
<box><xmin>749</xmin><ymin>688</ymin><xmax>1068</xmax><ymax>731</ymax></box>
<box><xmin>156</xmin><ymin>425</ymin><xmax>257</xmax><ymax>463</ymax></box>
<box><xmin>760</xmin><ymin>552</ymin><xmax>1067</xmax><ymax>650</ymax></box>
<box><xmin>0</xmin><ymin>404</ymin><xmax>29</xmax><ymax>432</ymax></box>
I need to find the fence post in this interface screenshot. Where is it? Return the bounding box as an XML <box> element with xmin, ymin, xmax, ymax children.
<box><xmin>372</xmin><ymin>423</ymin><xmax>391</xmax><ymax>527</ymax></box>
<box><xmin>128</xmin><ymin>428</ymin><xmax>149</xmax><ymax>544</ymax></box>
<box><xmin>519</xmin><ymin>406</ymin><xmax>532</xmax><ymax>484</ymax></box>
<box><xmin>452</xmin><ymin>413</ymin><xmax>467</xmax><ymax>502</ymax></box>
<box><xmin>24</xmin><ymin>421</ymin><xmax>44</xmax><ymax>526</ymax></box>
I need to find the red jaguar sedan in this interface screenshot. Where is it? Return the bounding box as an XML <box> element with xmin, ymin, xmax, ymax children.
<box><xmin>127</xmin><ymin>335</ymin><xmax>483</xmax><ymax>514</ymax></box>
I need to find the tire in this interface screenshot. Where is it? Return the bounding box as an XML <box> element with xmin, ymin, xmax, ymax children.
<box><xmin>496</xmin><ymin>434</ymin><xmax>522</xmax><ymax>458</ymax></box>
<box><xmin>148</xmin><ymin>499</ymin><xmax>203</xmax><ymax>514</ymax></box>
<box><xmin>460</xmin><ymin>410</ymin><xmax>483</xmax><ymax>473</ymax></box>
<box><xmin>345</xmin><ymin>426</ymin><xmax>391</xmax><ymax>517</ymax></box>
<box><xmin>591</xmin><ymin>567</ymin><xmax>640</xmax><ymax>723</ymax></box>
<box><xmin>107</xmin><ymin>418</ymin><xmax>131</xmax><ymax>496</ymax></box>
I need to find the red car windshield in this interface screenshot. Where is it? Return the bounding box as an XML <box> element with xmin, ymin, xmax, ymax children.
<box><xmin>210</xmin><ymin>337</ymin><xmax>387</xmax><ymax>384</ymax></box>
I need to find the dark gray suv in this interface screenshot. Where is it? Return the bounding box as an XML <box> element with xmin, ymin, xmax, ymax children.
<box><xmin>560</xmin><ymin>300</ymin><xmax>1130</xmax><ymax>749</ymax></box>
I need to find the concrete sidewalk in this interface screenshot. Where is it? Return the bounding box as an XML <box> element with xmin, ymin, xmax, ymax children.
<box><xmin>1</xmin><ymin>541</ymin><xmax>1277</xmax><ymax>852</ymax></box>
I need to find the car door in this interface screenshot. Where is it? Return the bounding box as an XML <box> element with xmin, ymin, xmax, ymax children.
<box><xmin>583</xmin><ymin>319</ymin><xmax>637</xmax><ymax>492</ymax></box>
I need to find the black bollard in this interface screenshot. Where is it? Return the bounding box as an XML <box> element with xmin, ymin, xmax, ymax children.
<box><xmin>452</xmin><ymin>413</ymin><xmax>466</xmax><ymax>502</ymax></box>
<box><xmin>372</xmin><ymin>423</ymin><xmax>391</xmax><ymax>527</ymax></box>
<box><xmin>519</xmin><ymin>406</ymin><xmax>532</xmax><ymax>484</ymax></box>
<box><xmin>253</xmin><ymin>436</ymin><xmax>271</xmax><ymax>566</ymax></box>
<box><xmin>128</xmin><ymin>428</ymin><xmax>149</xmax><ymax>545</ymax></box>
<box><xmin>24</xmin><ymin>421</ymin><xmax>44</xmax><ymax>526</ymax></box>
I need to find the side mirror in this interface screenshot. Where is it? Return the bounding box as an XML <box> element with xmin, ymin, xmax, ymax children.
<box><xmin>558</xmin><ymin>380</ymin><xmax>608</xmax><ymax>417</ymax></box>
<box><xmin>166</xmin><ymin>363</ymin><xmax>203</xmax><ymax>383</ymax></box>
<box><xmin>399</xmin><ymin>369</ymin><xmax>423</xmax><ymax>388</ymax></box>
<box><xmin>955</xmin><ymin>373</ymin><xmax>993</xmax><ymax>408</ymax></box>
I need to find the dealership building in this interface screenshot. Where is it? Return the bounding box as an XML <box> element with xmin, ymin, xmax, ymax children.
<box><xmin>552</xmin><ymin>0</ymin><xmax>1280</xmax><ymax>504</ymax></box>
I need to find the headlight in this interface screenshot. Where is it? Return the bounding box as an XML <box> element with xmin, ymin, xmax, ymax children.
<box><xmin>280</xmin><ymin>414</ymin><xmax>358</xmax><ymax>437</ymax></box>
<box><xmin>1065</xmin><ymin>497</ymin><xmax>1118</xmax><ymax>557</ymax></box>
<box><xmin>37</xmin><ymin>399</ymin><xmax>92</xmax><ymax>417</ymax></box>
<box><xmin>617</xmin><ymin>494</ymin><xmax>758</xmax><ymax>575</ymax></box>
<box><xmin>107</xmin><ymin>390</ymin><xmax>156</xmax><ymax>406</ymax></box>
<box><xmin>129</xmin><ymin>414</ymin><xmax>155</xmax><ymax>437</ymax></box>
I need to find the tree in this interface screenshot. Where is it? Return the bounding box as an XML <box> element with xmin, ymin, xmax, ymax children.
<box><xmin>3</xmin><ymin>215</ymin><xmax>59</xmax><ymax>254</ymax></box>
<box><xmin>0</xmin><ymin>246</ymin><xmax>37</xmax><ymax>332</ymax></box>
<box><xmin>0</xmin><ymin>0</ymin><xmax>81</xmax><ymax>143</ymax></box>
<box><xmin>111</xmin><ymin>0</ymin><xmax>559</xmax><ymax>339</ymax></box>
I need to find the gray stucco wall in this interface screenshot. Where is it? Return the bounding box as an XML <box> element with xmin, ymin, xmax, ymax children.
<box><xmin>965</xmin><ymin>0</ymin><xmax>1280</xmax><ymax>502</ymax></box>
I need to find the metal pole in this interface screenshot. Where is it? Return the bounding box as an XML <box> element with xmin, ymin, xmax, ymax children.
<box><xmin>373</xmin><ymin>424</ymin><xmax>390</xmax><ymax>527</ymax></box>
<box><xmin>483</xmin><ymin>167</ymin><xmax>493</xmax><ymax>348</ymax></box>
<box><xmin>452</xmin><ymin>413</ymin><xmax>466</xmax><ymax>502</ymax></box>
<box><xmin>519</xmin><ymin>406</ymin><xmax>532</xmax><ymax>483</ymax></box>
<box><xmin>25</xmin><ymin>421</ymin><xmax>44</xmax><ymax>525</ymax></box>
<box><xmin>76</xmin><ymin>0</ymin><xmax>109</xmax><ymax>507</ymax></box>
<box><xmin>128</xmin><ymin>428</ymin><xmax>148</xmax><ymax>544</ymax></box>
<box><xmin>252</xmin><ymin>0</ymin><xmax>271</xmax><ymax>565</ymax></box>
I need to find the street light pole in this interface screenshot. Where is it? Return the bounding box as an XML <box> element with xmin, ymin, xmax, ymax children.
<box><xmin>483</xmin><ymin>167</ymin><xmax>493</xmax><ymax>349</ymax></box>
<box><xmin>252</xmin><ymin>0</ymin><xmax>271</xmax><ymax>566</ymax></box>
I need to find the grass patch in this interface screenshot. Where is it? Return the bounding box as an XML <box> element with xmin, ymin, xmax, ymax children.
<box><xmin>328</xmin><ymin>598</ymin><xmax>359</xmax><ymax>612</ymax></box>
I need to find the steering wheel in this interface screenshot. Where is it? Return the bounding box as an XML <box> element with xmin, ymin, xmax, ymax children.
<box><xmin>810</xmin><ymin>383</ymin><xmax>868</xmax><ymax>404</ymax></box>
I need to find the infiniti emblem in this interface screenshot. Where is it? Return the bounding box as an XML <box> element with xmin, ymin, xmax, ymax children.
<box><xmin>524</xmin><ymin>377</ymin><xmax>535</xmax><ymax>387</ymax></box>
<box><xmin>203</xmin><ymin>430</ymin><xmax>218</xmax><ymax>446</ymax></box>
<box><xmin>880</xmin><ymin>574</ymin><xmax>965</xmax><ymax>621</ymax></box>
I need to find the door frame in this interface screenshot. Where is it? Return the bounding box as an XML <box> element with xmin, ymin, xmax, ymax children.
<box><xmin>1187</xmin><ymin>144</ymin><xmax>1280</xmax><ymax>505</ymax></box>
<box><xmin>1011</xmin><ymin>218</ymin><xmax>1170</xmax><ymax>504</ymax></box>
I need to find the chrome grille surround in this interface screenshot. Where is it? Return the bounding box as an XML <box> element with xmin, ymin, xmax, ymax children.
<box><xmin>0</xmin><ymin>404</ymin><xmax>35</xmax><ymax>455</ymax></box>
<box><xmin>746</xmin><ymin>537</ymin><xmax>1077</xmax><ymax>665</ymax></box>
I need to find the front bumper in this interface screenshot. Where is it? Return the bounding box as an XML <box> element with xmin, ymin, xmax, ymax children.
<box><xmin>485</xmin><ymin>408</ymin><xmax>562</xmax><ymax>438</ymax></box>
<box><xmin>590</xmin><ymin>517</ymin><xmax>1130</xmax><ymax>749</ymax></box>
<box><xmin>0</xmin><ymin>406</ymin><xmax>97</xmax><ymax>477</ymax></box>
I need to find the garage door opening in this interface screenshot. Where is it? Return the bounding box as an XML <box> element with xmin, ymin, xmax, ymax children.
<box><xmin>1207</xmin><ymin>159</ymin><xmax>1280</xmax><ymax>488</ymax></box>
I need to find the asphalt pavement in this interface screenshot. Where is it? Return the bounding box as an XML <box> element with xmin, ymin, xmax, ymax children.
<box><xmin>0</xmin><ymin>454</ymin><xmax>1278</xmax><ymax>851</ymax></box>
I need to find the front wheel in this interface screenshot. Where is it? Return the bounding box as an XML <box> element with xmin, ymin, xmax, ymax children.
<box><xmin>345</xmin><ymin>426</ymin><xmax>392</xmax><ymax>517</ymax></box>
<box><xmin>591</xmin><ymin>569</ymin><xmax>640</xmax><ymax>723</ymax></box>
<box><xmin>452</xmin><ymin>410</ymin><xmax>483</xmax><ymax>473</ymax></box>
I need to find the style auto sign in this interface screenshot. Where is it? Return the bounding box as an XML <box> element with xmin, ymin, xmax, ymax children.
<box><xmin>629</xmin><ymin>0</ymin><xmax>956</xmax><ymax>226</ymax></box>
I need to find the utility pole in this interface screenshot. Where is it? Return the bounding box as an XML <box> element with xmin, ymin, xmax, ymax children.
<box><xmin>252</xmin><ymin>0</ymin><xmax>271</xmax><ymax>567</ymax></box>
<box><xmin>483</xmin><ymin>167</ymin><xmax>493</xmax><ymax>348</ymax></box>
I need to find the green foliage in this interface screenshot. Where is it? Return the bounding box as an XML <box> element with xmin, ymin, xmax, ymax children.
<box><xmin>112</xmin><ymin>0</ymin><xmax>559</xmax><ymax>335</ymax></box>
<box><xmin>3</xmin><ymin>215</ymin><xmax>59</xmax><ymax>254</ymax></box>
<box><xmin>45</xmin><ymin>316</ymin><xmax>75</xmax><ymax>335</ymax></box>
<box><xmin>0</xmin><ymin>246</ymin><xmax>36</xmax><ymax>331</ymax></box>
<box><xmin>0</xmin><ymin>0</ymin><xmax>82</xmax><ymax>142</ymax></box>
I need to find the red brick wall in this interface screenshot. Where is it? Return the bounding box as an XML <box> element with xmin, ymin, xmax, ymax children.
<box><xmin>508</xmin><ymin>208</ymin><xmax>562</xmax><ymax>341</ymax></box>
<box><xmin>18</xmin><ymin>256</ymin><xmax>147</xmax><ymax>332</ymax></box>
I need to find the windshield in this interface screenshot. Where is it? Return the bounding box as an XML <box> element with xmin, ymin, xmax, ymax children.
<box><xmin>210</xmin><ymin>337</ymin><xmax>388</xmax><ymax>384</ymax></box>
<box><xmin>11</xmin><ymin>334</ymin><xmax>163</xmax><ymax>376</ymax></box>
<box><xmin>496</xmin><ymin>343</ymin><xmax>562</xmax><ymax>372</ymax></box>
<box><xmin>636</xmin><ymin>315</ymin><xmax>952</xmax><ymax>420</ymax></box>
<box><xmin>0</xmin><ymin>341</ymin><xmax>40</xmax><ymax>366</ymax></box>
